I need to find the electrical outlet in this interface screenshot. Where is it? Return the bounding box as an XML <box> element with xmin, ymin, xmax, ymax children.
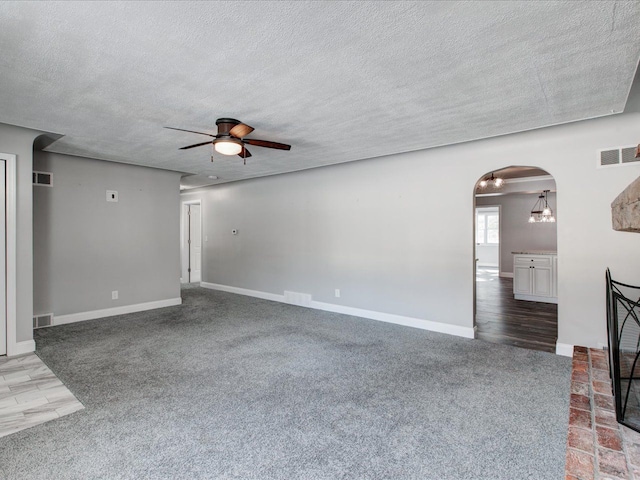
<box><xmin>112</xmin><ymin>290</ymin><xmax>118</xmax><ymax>300</ymax></box>
<box><xmin>335</xmin><ymin>289</ymin><xmax>340</xmax><ymax>298</ymax></box>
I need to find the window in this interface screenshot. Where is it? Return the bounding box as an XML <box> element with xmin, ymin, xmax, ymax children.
<box><xmin>476</xmin><ymin>208</ymin><xmax>499</xmax><ymax>244</ymax></box>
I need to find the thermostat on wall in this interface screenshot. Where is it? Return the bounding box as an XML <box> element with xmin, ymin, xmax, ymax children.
<box><xmin>106</xmin><ymin>190</ymin><xmax>118</xmax><ymax>202</ymax></box>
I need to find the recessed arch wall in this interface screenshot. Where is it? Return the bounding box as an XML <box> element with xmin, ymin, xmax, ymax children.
<box><xmin>472</xmin><ymin>166</ymin><xmax>558</xmax><ymax>348</ymax></box>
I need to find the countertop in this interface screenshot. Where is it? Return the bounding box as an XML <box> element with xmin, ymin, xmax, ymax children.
<box><xmin>512</xmin><ymin>250</ymin><xmax>557</xmax><ymax>255</ymax></box>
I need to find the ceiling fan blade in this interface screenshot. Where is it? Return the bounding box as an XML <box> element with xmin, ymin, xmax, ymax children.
<box><xmin>165</xmin><ymin>126</ymin><xmax>215</xmax><ymax>137</ymax></box>
<box><xmin>243</xmin><ymin>138</ymin><xmax>291</xmax><ymax>150</ymax></box>
<box><xmin>229</xmin><ymin>123</ymin><xmax>255</xmax><ymax>138</ymax></box>
<box><xmin>180</xmin><ymin>141</ymin><xmax>213</xmax><ymax>150</ymax></box>
<box><xmin>238</xmin><ymin>146</ymin><xmax>252</xmax><ymax>158</ymax></box>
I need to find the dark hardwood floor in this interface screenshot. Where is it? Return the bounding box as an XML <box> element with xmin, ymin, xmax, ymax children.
<box><xmin>475</xmin><ymin>267</ymin><xmax>557</xmax><ymax>353</ymax></box>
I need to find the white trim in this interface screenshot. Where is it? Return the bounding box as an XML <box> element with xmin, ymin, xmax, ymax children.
<box><xmin>1</xmin><ymin>154</ymin><xmax>18</xmax><ymax>357</ymax></box>
<box><xmin>200</xmin><ymin>282</ymin><xmax>475</xmax><ymax>339</ymax></box>
<box><xmin>499</xmin><ymin>272</ymin><xmax>514</xmax><ymax>278</ymax></box>
<box><xmin>310</xmin><ymin>300</ymin><xmax>475</xmax><ymax>338</ymax></box>
<box><xmin>200</xmin><ymin>282</ymin><xmax>284</xmax><ymax>303</ymax></box>
<box><xmin>9</xmin><ymin>340</ymin><xmax>36</xmax><ymax>357</ymax></box>
<box><xmin>555</xmin><ymin>342</ymin><xmax>574</xmax><ymax>357</ymax></box>
<box><xmin>54</xmin><ymin>297</ymin><xmax>182</xmax><ymax>326</ymax></box>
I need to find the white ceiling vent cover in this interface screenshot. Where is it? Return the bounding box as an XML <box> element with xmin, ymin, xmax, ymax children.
<box><xmin>32</xmin><ymin>171</ymin><xmax>53</xmax><ymax>186</ymax></box>
<box><xmin>598</xmin><ymin>146</ymin><xmax>640</xmax><ymax>168</ymax></box>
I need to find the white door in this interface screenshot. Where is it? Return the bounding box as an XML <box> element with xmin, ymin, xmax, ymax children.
<box><xmin>189</xmin><ymin>204</ymin><xmax>202</xmax><ymax>283</ymax></box>
<box><xmin>0</xmin><ymin>161</ymin><xmax>6</xmax><ymax>355</ymax></box>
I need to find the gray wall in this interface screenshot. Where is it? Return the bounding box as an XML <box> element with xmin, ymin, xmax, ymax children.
<box><xmin>0</xmin><ymin>122</ymin><xmax>43</xmax><ymax>343</ymax></box>
<box><xmin>33</xmin><ymin>152</ymin><xmax>182</xmax><ymax>317</ymax></box>
<box><xmin>182</xmin><ymin>109</ymin><xmax>640</xmax><ymax>349</ymax></box>
<box><xmin>476</xmin><ymin>193</ymin><xmax>558</xmax><ymax>274</ymax></box>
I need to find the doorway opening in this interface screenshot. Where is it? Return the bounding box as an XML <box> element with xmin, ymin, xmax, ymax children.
<box><xmin>182</xmin><ymin>202</ymin><xmax>202</xmax><ymax>284</ymax></box>
<box><xmin>473</xmin><ymin>166</ymin><xmax>558</xmax><ymax>353</ymax></box>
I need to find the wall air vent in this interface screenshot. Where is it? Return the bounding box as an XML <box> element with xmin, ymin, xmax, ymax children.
<box><xmin>598</xmin><ymin>146</ymin><xmax>640</xmax><ymax>168</ymax></box>
<box><xmin>32</xmin><ymin>171</ymin><xmax>53</xmax><ymax>187</ymax></box>
<box><xmin>33</xmin><ymin>313</ymin><xmax>54</xmax><ymax>329</ymax></box>
<box><xmin>284</xmin><ymin>291</ymin><xmax>312</xmax><ymax>307</ymax></box>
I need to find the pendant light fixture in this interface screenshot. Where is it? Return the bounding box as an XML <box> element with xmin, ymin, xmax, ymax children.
<box><xmin>528</xmin><ymin>190</ymin><xmax>556</xmax><ymax>223</ymax></box>
<box><xmin>477</xmin><ymin>172</ymin><xmax>505</xmax><ymax>189</ymax></box>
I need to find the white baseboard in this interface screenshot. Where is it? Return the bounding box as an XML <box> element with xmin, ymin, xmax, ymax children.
<box><xmin>8</xmin><ymin>339</ymin><xmax>36</xmax><ymax>357</ymax></box>
<box><xmin>54</xmin><ymin>297</ymin><xmax>183</xmax><ymax>326</ymax></box>
<box><xmin>499</xmin><ymin>272</ymin><xmax>514</xmax><ymax>278</ymax></box>
<box><xmin>200</xmin><ymin>282</ymin><xmax>475</xmax><ymax>339</ymax></box>
<box><xmin>556</xmin><ymin>342</ymin><xmax>574</xmax><ymax>357</ymax></box>
<box><xmin>309</xmin><ymin>300</ymin><xmax>475</xmax><ymax>338</ymax></box>
<box><xmin>200</xmin><ymin>282</ymin><xmax>285</xmax><ymax>303</ymax></box>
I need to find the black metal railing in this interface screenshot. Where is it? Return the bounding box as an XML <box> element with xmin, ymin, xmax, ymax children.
<box><xmin>606</xmin><ymin>268</ymin><xmax>640</xmax><ymax>433</ymax></box>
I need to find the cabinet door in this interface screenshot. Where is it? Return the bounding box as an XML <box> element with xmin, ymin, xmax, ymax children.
<box><xmin>533</xmin><ymin>266</ymin><xmax>553</xmax><ymax>297</ymax></box>
<box><xmin>514</xmin><ymin>265</ymin><xmax>532</xmax><ymax>294</ymax></box>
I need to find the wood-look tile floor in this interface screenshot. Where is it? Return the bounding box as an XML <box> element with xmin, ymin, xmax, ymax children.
<box><xmin>475</xmin><ymin>267</ymin><xmax>558</xmax><ymax>353</ymax></box>
<box><xmin>0</xmin><ymin>353</ymin><xmax>83</xmax><ymax>438</ymax></box>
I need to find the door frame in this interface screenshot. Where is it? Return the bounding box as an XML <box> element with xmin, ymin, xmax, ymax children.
<box><xmin>181</xmin><ymin>199</ymin><xmax>202</xmax><ymax>284</ymax></box>
<box><xmin>0</xmin><ymin>153</ymin><xmax>17</xmax><ymax>356</ymax></box>
<box><xmin>474</xmin><ymin>205</ymin><xmax>501</xmax><ymax>273</ymax></box>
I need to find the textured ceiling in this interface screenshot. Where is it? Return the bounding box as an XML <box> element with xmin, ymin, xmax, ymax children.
<box><xmin>1</xmin><ymin>1</ymin><xmax>639</xmax><ymax>187</ymax></box>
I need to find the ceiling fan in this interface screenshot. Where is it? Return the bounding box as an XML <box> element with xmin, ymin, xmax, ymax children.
<box><xmin>166</xmin><ymin>118</ymin><xmax>291</xmax><ymax>164</ymax></box>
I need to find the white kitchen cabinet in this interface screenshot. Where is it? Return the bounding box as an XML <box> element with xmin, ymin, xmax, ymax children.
<box><xmin>512</xmin><ymin>252</ymin><xmax>557</xmax><ymax>304</ymax></box>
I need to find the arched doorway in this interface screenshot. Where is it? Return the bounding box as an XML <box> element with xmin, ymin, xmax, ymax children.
<box><xmin>473</xmin><ymin>166</ymin><xmax>558</xmax><ymax>353</ymax></box>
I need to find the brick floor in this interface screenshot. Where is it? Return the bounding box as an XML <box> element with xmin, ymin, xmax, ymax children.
<box><xmin>565</xmin><ymin>347</ymin><xmax>640</xmax><ymax>479</ymax></box>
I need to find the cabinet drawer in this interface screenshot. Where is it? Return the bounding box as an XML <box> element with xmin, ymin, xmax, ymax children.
<box><xmin>514</xmin><ymin>255</ymin><xmax>552</xmax><ymax>266</ymax></box>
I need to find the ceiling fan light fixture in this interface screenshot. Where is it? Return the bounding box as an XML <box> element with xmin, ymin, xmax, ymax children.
<box><xmin>214</xmin><ymin>139</ymin><xmax>243</xmax><ymax>156</ymax></box>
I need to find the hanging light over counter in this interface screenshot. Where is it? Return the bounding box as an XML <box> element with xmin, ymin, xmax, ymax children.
<box><xmin>529</xmin><ymin>190</ymin><xmax>556</xmax><ymax>223</ymax></box>
<box><xmin>477</xmin><ymin>172</ymin><xmax>504</xmax><ymax>189</ymax></box>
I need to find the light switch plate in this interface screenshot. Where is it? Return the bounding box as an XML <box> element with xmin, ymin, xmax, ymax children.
<box><xmin>107</xmin><ymin>190</ymin><xmax>118</xmax><ymax>202</ymax></box>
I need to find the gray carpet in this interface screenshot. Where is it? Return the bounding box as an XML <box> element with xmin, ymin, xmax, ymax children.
<box><xmin>0</xmin><ymin>287</ymin><xmax>571</xmax><ymax>479</ymax></box>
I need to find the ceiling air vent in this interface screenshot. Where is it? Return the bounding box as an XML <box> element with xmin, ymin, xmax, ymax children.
<box><xmin>32</xmin><ymin>171</ymin><xmax>53</xmax><ymax>187</ymax></box>
<box><xmin>598</xmin><ymin>146</ymin><xmax>640</xmax><ymax>168</ymax></box>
